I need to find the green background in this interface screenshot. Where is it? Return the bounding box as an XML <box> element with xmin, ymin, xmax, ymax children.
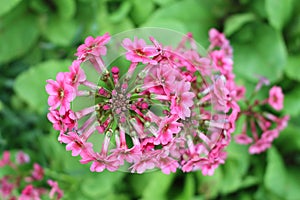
<box><xmin>0</xmin><ymin>0</ymin><xmax>300</xmax><ymax>199</ymax></box>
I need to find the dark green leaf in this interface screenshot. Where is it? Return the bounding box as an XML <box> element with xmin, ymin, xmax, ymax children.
<box><xmin>14</xmin><ymin>60</ymin><xmax>71</xmax><ymax>114</ymax></box>
<box><xmin>264</xmin><ymin>147</ymin><xmax>286</xmax><ymax>197</ymax></box>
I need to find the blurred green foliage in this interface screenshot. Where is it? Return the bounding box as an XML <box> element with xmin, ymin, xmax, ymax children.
<box><xmin>0</xmin><ymin>0</ymin><xmax>300</xmax><ymax>199</ymax></box>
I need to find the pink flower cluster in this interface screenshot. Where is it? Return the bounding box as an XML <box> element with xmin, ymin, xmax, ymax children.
<box><xmin>0</xmin><ymin>151</ymin><xmax>63</xmax><ymax>200</ymax></box>
<box><xmin>45</xmin><ymin>29</ymin><xmax>288</xmax><ymax>175</ymax></box>
<box><xmin>234</xmin><ymin>83</ymin><xmax>289</xmax><ymax>154</ymax></box>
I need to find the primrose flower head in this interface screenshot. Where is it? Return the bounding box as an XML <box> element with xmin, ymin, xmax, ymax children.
<box><xmin>46</xmin><ymin>28</ymin><xmax>240</xmax><ymax>175</ymax></box>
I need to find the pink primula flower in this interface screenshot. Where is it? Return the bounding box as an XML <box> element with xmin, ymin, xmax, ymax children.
<box><xmin>249</xmin><ymin>139</ymin><xmax>271</xmax><ymax>154</ymax></box>
<box><xmin>59</xmin><ymin>132</ymin><xmax>91</xmax><ymax>157</ymax></box>
<box><xmin>234</xmin><ymin>134</ymin><xmax>253</xmax><ymax>145</ymax></box>
<box><xmin>46</xmin><ymin>72</ymin><xmax>75</xmax><ymax>115</ymax></box>
<box><xmin>66</xmin><ymin>60</ymin><xmax>86</xmax><ymax>88</ymax></box>
<box><xmin>16</xmin><ymin>151</ymin><xmax>30</xmax><ymax>165</ymax></box>
<box><xmin>47</xmin><ymin>180</ymin><xmax>64</xmax><ymax>200</ymax></box>
<box><xmin>210</xmin><ymin>50</ymin><xmax>233</xmax><ymax>76</ymax></box>
<box><xmin>170</xmin><ymin>80</ymin><xmax>195</xmax><ymax>119</ymax></box>
<box><xmin>47</xmin><ymin>110</ymin><xmax>77</xmax><ymax>133</ymax></box>
<box><xmin>19</xmin><ymin>185</ymin><xmax>42</xmax><ymax>200</ymax></box>
<box><xmin>268</xmin><ymin>86</ymin><xmax>284</xmax><ymax>111</ymax></box>
<box><xmin>75</xmin><ymin>33</ymin><xmax>110</xmax><ymax>59</ymax></box>
<box><xmin>144</xmin><ymin>64</ymin><xmax>178</xmax><ymax>96</ymax></box>
<box><xmin>156</xmin><ymin>152</ymin><xmax>179</xmax><ymax>174</ymax></box>
<box><xmin>32</xmin><ymin>163</ymin><xmax>44</xmax><ymax>181</ymax></box>
<box><xmin>0</xmin><ymin>177</ymin><xmax>14</xmax><ymax>198</ymax></box>
<box><xmin>155</xmin><ymin>115</ymin><xmax>182</xmax><ymax>145</ymax></box>
<box><xmin>0</xmin><ymin>151</ymin><xmax>11</xmax><ymax>167</ymax></box>
<box><xmin>122</xmin><ymin>37</ymin><xmax>158</xmax><ymax>64</ymax></box>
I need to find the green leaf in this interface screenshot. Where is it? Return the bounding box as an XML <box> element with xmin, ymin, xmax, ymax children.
<box><xmin>81</xmin><ymin>172</ymin><xmax>125</xmax><ymax>198</ymax></box>
<box><xmin>0</xmin><ymin>14</ymin><xmax>39</xmax><ymax>64</ymax></box>
<box><xmin>284</xmin><ymin>55</ymin><xmax>300</xmax><ymax>81</ymax></box>
<box><xmin>197</xmin><ymin>167</ymin><xmax>223</xmax><ymax>199</ymax></box>
<box><xmin>142</xmin><ymin>172</ymin><xmax>175</xmax><ymax>200</ymax></box>
<box><xmin>130</xmin><ymin>173</ymin><xmax>156</xmax><ymax>197</ymax></box>
<box><xmin>142</xmin><ymin>0</ymin><xmax>217</xmax><ymax>47</ymax></box>
<box><xmin>220</xmin><ymin>159</ymin><xmax>243</xmax><ymax>194</ymax></box>
<box><xmin>109</xmin><ymin>1</ymin><xmax>132</xmax><ymax>23</ymax></box>
<box><xmin>276</xmin><ymin>124</ymin><xmax>300</xmax><ymax>153</ymax></box>
<box><xmin>265</xmin><ymin>0</ymin><xmax>293</xmax><ymax>30</ymax></box>
<box><xmin>285</xmin><ymin>167</ymin><xmax>300</xmax><ymax>200</ymax></box>
<box><xmin>0</xmin><ymin>0</ymin><xmax>22</xmax><ymax>17</ymax></box>
<box><xmin>53</xmin><ymin>0</ymin><xmax>76</xmax><ymax>19</ymax></box>
<box><xmin>42</xmin><ymin>16</ymin><xmax>77</xmax><ymax>47</ymax></box>
<box><xmin>131</xmin><ymin>0</ymin><xmax>154</xmax><ymax>25</ymax></box>
<box><xmin>14</xmin><ymin>60</ymin><xmax>71</xmax><ymax>114</ymax></box>
<box><xmin>175</xmin><ymin>174</ymin><xmax>195</xmax><ymax>200</ymax></box>
<box><xmin>283</xmin><ymin>87</ymin><xmax>300</xmax><ymax>117</ymax></box>
<box><xmin>264</xmin><ymin>147</ymin><xmax>286</xmax><ymax>197</ymax></box>
<box><xmin>232</xmin><ymin>23</ymin><xmax>287</xmax><ymax>83</ymax></box>
<box><xmin>226</xmin><ymin>140</ymin><xmax>250</xmax><ymax>176</ymax></box>
<box><xmin>224</xmin><ymin>13</ymin><xmax>256</xmax><ymax>36</ymax></box>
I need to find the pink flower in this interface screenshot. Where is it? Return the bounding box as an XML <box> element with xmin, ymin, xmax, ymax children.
<box><xmin>59</xmin><ymin>132</ymin><xmax>92</xmax><ymax>157</ymax></box>
<box><xmin>209</xmin><ymin>28</ymin><xmax>229</xmax><ymax>48</ymax></box>
<box><xmin>16</xmin><ymin>151</ymin><xmax>30</xmax><ymax>165</ymax></box>
<box><xmin>32</xmin><ymin>163</ymin><xmax>44</xmax><ymax>181</ymax></box>
<box><xmin>19</xmin><ymin>185</ymin><xmax>41</xmax><ymax>200</ymax></box>
<box><xmin>268</xmin><ymin>86</ymin><xmax>284</xmax><ymax>111</ymax></box>
<box><xmin>210</xmin><ymin>50</ymin><xmax>233</xmax><ymax>76</ymax></box>
<box><xmin>144</xmin><ymin>64</ymin><xmax>178</xmax><ymax>96</ymax></box>
<box><xmin>156</xmin><ymin>152</ymin><xmax>179</xmax><ymax>174</ymax></box>
<box><xmin>182</xmin><ymin>156</ymin><xmax>203</xmax><ymax>172</ymax></box>
<box><xmin>261</xmin><ymin>129</ymin><xmax>279</xmax><ymax>142</ymax></box>
<box><xmin>154</xmin><ymin>115</ymin><xmax>182</xmax><ymax>145</ymax></box>
<box><xmin>249</xmin><ymin>139</ymin><xmax>271</xmax><ymax>154</ymax></box>
<box><xmin>66</xmin><ymin>60</ymin><xmax>86</xmax><ymax>88</ymax></box>
<box><xmin>75</xmin><ymin>33</ymin><xmax>110</xmax><ymax>60</ymax></box>
<box><xmin>129</xmin><ymin>151</ymin><xmax>158</xmax><ymax>173</ymax></box>
<box><xmin>47</xmin><ymin>110</ymin><xmax>77</xmax><ymax>133</ymax></box>
<box><xmin>47</xmin><ymin>180</ymin><xmax>64</xmax><ymax>200</ymax></box>
<box><xmin>0</xmin><ymin>177</ymin><xmax>15</xmax><ymax>198</ymax></box>
<box><xmin>110</xmin><ymin>146</ymin><xmax>141</xmax><ymax>165</ymax></box>
<box><xmin>80</xmin><ymin>153</ymin><xmax>120</xmax><ymax>172</ymax></box>
<box><xmin>170</xmin><ymin>80</ymin><xmax>195</xmax><ymax>119</ymax></box>
<box><xmin>234</xmin><ymin>134</ymin><xmax>253</xmax><ymax>145</ymax></box>
<box><xmin>46</xmin><ymin>72</ymin><xmax>75</xmax><ymax>115</ymax></box>
<box><xmin>200</xmin><ymin>159</ymin><xmax>220</xmax><ymax>176</ymax></box>
<box><xmin>276</xmin><ymin>115</ymin><xmax>289</xmax><ymax>131</ymax></box>
<box><xmin>212</xmin><ymin>76</ymin><xmax>230</xmax><ymax>111</ymax></box>
<box><xmin>122</xmin><ymin>37</ymin><xmax>158</xmax><ymax>64</ymax></box>
<box><xmin>0</xmin><ymin>151</ymin><xmax>11</xmax><ymax>167</ymax></box>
